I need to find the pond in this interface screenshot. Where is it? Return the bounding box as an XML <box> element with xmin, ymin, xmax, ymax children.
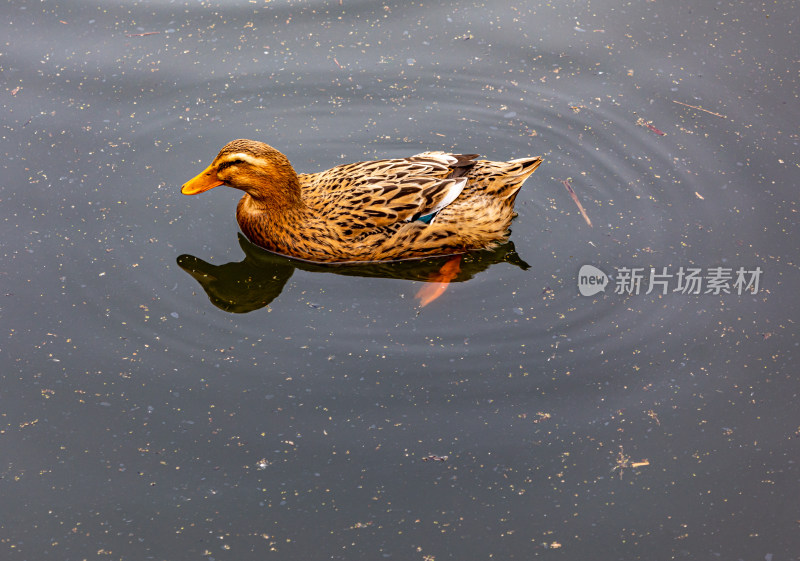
<box><xmin>2</xmin><ymin>0</ymin><xmax>798</xmax><ymax>559</ymax></box>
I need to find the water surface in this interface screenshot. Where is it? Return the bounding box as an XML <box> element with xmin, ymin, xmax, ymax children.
<box><xmin>2</xmin><ymin>0</ymin><xmax>798</xmax><ymax>559</ymax></box>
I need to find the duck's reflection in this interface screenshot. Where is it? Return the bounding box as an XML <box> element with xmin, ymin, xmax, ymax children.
<box><xmin>177</xmin><ymin>234</ymin><xmax>530</xmax><ymax>313</ymax></box>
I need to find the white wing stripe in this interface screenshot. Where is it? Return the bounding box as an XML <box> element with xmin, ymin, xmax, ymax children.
<box><xmin>427</xmin><ymin>178</ymin><xmax>467</xmax><ymax>224</ymax></box>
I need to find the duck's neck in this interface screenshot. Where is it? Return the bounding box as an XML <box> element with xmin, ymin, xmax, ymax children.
<box><xmin>238</xmin><ymin>181</ymin><xmax>307</xmax><ymax>226</ymax></box>
<box><xmin>244</xmin><ymin>171</ymin><xmax>304</xmax><ymax>212</ymax></box>
<box><xmin>236</xmin><ymin>181</ymin><xmax>309</xmax><ymax>256</ymax></box>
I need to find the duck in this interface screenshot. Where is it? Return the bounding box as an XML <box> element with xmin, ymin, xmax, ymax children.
<box><xmin>181</xmin><ymin>139</ymin><xmax>542</xmax><ymax>263</ymax></box>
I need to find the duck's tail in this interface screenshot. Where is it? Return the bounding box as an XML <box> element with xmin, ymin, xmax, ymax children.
<box><xmin>465</xmin><ymin>156</ymin><xmax>543</xmax><ymax>200</ymax></box>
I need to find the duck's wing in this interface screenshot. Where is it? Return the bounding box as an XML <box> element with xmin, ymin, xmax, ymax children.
<box><xmin>302</xmin><ymin>153</ymin><xmax>479</xmax><ymax>232</ymax></box>
<box><xmin>321</xmin><ymin>176</ymin><xmax>469</xmax><ymax>233</ymax></box>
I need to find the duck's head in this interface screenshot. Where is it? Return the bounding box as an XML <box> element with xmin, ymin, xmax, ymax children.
<box><xmin>181</xmin><ymin>139</ymin><xmax>299</xmax><ymax>201</ymax></box>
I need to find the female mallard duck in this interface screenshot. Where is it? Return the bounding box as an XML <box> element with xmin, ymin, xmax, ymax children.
<box><xmin>181</xmin><ymin>139</ymin><xmax>542</xmax><ymax>263</ymax></box>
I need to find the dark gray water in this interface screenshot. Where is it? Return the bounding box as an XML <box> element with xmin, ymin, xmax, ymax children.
<box><xmin>3</xmin><ymin>0</ymin><xmax>799</xmax><ymax>559</ymax></box>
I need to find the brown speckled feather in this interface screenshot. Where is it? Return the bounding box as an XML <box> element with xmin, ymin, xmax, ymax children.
<box><xmin>181</xmin><ymin>140</ymin><xmax>542</xmax><ymax>263</ymax></box>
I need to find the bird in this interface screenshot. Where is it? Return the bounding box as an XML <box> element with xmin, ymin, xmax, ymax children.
<box><xmin>181</xmin><ymin>139</ymin><xmax>542</xmax><ymax>263</ymax></box>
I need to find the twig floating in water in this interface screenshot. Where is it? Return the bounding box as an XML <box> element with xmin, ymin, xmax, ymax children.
<box><xmin>561</xmin><ymin>180</ymin><xmax>593</xmax><ymax>228</ymax></box>
<box><xmin>636</xmin><ymin>117</ymin><xmax>666</xmax><ymax>136</ymax></box>
<box><xmin>126</xmin><ymin>31</ymin><xmax>161</xmax><ymax>37</ymax></box>
<box><xmin>612</xmin><ymin>445</ymin><xmax>650</xmax><ymax>479</ymax></box>
<box><xmin>672</xmin><ymin>100</ymin><xmax>727</xmax><ymax>119</ymax></box>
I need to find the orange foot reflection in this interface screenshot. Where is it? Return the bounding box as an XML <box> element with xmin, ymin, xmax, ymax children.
<box><xmin>415</xmin><ymin>255</ymin><xmax>462</xmax><ymax>307</ymax></box>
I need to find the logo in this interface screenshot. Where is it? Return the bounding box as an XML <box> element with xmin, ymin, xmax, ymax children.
<box><xmin>578</xmin><ymin>264</ymin><xmax>609</xmax><ymax>296</ymax></box>
<box><xmin>577</xmin><ymin>264</ymin><xmax>763</xmax><ymax>296</ymax></box>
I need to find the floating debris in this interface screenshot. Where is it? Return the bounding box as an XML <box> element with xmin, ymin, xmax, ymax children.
<box><xmin>561</xmin><ymin>179</ymin><xmax>593</xmax><ymax>227</ymax></box>
<box><xmin>612</xmin><ymin>445</ymin><xmax>650</xmax><ymax>479</ymax></box>
<box><xmin>532</xmin><ymin>411</ymin><xmax>552</xmax><ymax>423</ymax></box>
<box><xmin>672</xmin><ymin>100</ymin><xmax>727</xmax><ymax>119</ymax></box>
<box><xmin>636</xmin><ymin>117</ymin><xmax>666</xmax><ymax>135</ymax></box>
<box><xmin>422</xmin><ymin>454</ymin><xmax>448</xmax><ymax>462</ymax></box>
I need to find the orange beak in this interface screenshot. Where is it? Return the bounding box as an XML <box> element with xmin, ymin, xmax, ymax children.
<box><xmin>181</xmin><ymin>164</ymin><xmax>224</xmax><ymax>195</ymax></box>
